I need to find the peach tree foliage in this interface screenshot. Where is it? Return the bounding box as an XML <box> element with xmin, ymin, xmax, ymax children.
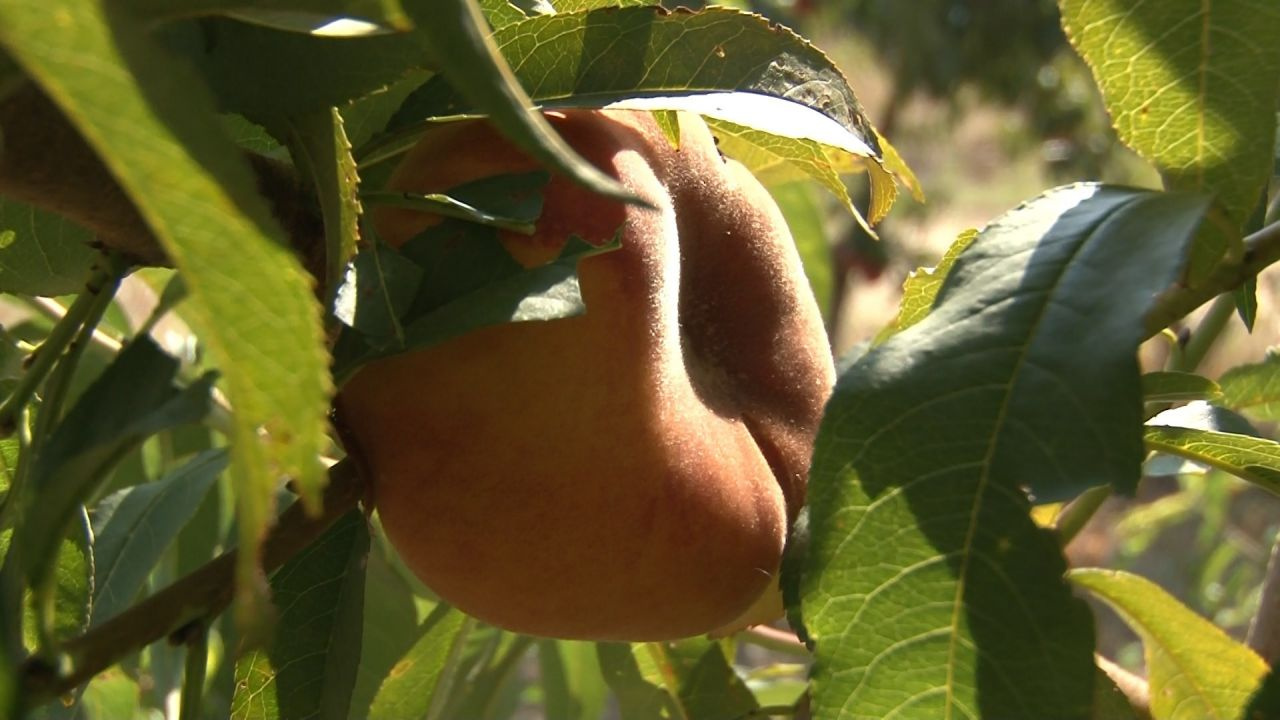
<box><xmin>0</xmin><ymin>1</ymin><xmax>1276</xmax><ymax>719</ymax></box>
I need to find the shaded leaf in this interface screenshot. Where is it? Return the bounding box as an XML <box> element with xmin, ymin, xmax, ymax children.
<box><xmin>596</xmin><ymin>643</ymin><xmax>680</xmax><ymax>720</ymax></box>
<box><xmin>125</xmin><ymin>0</ymin><xmax>411</xmax><ymax>31</ymax></box>
<box><xmin>232</xmin><ymin>512</ymin><xmax>370</xmax><ymax>720</ymax></box>
<box><xmin>1069</xmin><ymin>569</ymin><xmax>1267</xmax><ymax>720</ymax></box>
<box><xmin>89</xmin><ymin>449</ymin><xmax>227</xmax><ymax>626</ymax></box>
<box><xmin>20</xmin><ymin>338</ymin><xmax>211</xmax><ymax>594</ymax></box>
<box><xmin>283</xmin><ymin>108</ymin><xmax>362</xmax><ymax>313</ymax></box>
<box><xmin>415</xmin><ymin>0</ymin><xmax>635</xmax><ymax>203</ymax></box>
<box><xmin>798</xmin><ymin>185</ymin><xmax>1205</xmax><ymax>719</ymax></box>
<box><xmin>348</xmin><ymin>538</ymin><xmax>423</xmax><ymax>719</ymax></box>
<box><xmin>0</xmin><ymin>199</ymin><xmax>98</xmax><ymax>297</ymax></box>
<box><xmin>333</xmin><ymin>232</ymin><xmax>612</xmax><ymax>385</ymax></box>
<box><xmin>160</xmin><ymin>16</ymin><xmax>433</xmax><ymax>122</ymax></box>
<box><xmin>539</xmin><ymin>640</ymin><xmax>608</xmax><ymax>720</ymax></box>
<box><xmin>362</xmin><ymin>170</ymin><xmax>547</xmax><ymax>234</ymax></box>
<box><xmin>367</xmin><ymin>605</ymin><xmax>471</xmax><ymax>720</ymax></box>
<box><xmin>1141</xmin><ymin>372</ymin><xmax>1223</xmax><ymax>403</ymax></box>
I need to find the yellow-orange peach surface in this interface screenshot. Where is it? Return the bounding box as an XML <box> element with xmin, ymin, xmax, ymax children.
<box><xmin>337</xmin><ymin>110</ymin><xmax>834</xmax><ymax>641</ymax></box>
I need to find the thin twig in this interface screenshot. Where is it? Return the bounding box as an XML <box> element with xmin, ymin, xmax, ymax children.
<box><xmin>19</xmin><ymin>459</ymin><xmax>364</xmax><ymax>709</ymax></box>
<box><xmin>738</xmin><ymin>625</ymin><xmax>811</xmax><ymax>659</ymax></box>
<box><xmin>1055</xmin><ymin>485</ymin><xmax>1112</xmax><ymax>546</ymax></box>
<box><xmin>1144</xmin><ymin>220</ymin><xmax>1280</xmax><ymax>339</ymax></box>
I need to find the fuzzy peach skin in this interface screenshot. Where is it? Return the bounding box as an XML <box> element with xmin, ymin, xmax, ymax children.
<box><xmin>336</xmin><ymin>110</ymin><xmax>834</xmax><ymax>641</ymax></box>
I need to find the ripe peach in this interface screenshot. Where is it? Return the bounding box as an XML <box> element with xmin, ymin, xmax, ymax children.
<box><xmin>337</xmin><ymin>110</ymin><xmax>834</xmax><ymax>641</ymax></box>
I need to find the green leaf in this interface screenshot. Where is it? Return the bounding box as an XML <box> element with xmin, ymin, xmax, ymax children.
<box><xmin>367</xmin><ymin>605</ymin><xmax>472</xmax><ymax>720</ymax></box>
<box><xmin>539</xmin><ymin>640</ymin><xmax>608</xmax><ymax>720</ymax></box>
<box><xmin>1060</xmin><ymin>1</ymin><xmax>1280</xmax><ymax>232</ymax></box>
<box><xmin>876</xmin><ymin>228</ymin><xmax>978</xmax><ymax>343</ymax></box>
<box><xmin>124</xmin><ymin>0</ymin><xmax>411</xmax><ymax>31</ymax></box>
<box><xmin>478</xmin><ymin>0</ymin><xmax>528</xmax><ymax>29</ymax></box>
<box><xmin>596</xmin><ymin>643</ymin><xmax>680</xmax><ymax>720</ymax></box>
<box><xmin>3</xmin><ymin>508</ymin><xmax>92</xmax><ymax>651</ymax></box>
<box><xmin>373</xmin><ymin>5</ymin><xmax>888</xmax><ymax>215</ymax></box>
<box><xmin>1069</xmin><ymin>569</ymin><xmax>1267</xmax><ymax>720</ymax></box>
<box><xmin>413</xmin><ymin>0</ymin><xmax>636</xmax><ymax>204</ymax></box>
<box><xmin>1219</xmin><ymin>352</ymin><xmax>1280</xmax><ymax>421</ymax></box>
<box><xmin>232</xmin><ymin>511</ymin><xmax>370</xmax><ymax>720</ymax></box>
<box><xmin>19</xmin><ymin>338</ymin><xmax>212</xmax><ymax>594</ymax></box>
<box><xmin>798</xmin><ymin>185</ymin><xmax>1205</xmax><ymax>719</ymax></box>
<box><xmin>89</xmin><ymin>449</ymin><xmax>226</xmax><ymax>626</ymax></box>
<box><xmin>333</xmin><ymin>232</ymin><xmax>611</xmax><ymax>385</ymax></box>
<box><xmin>340</xmin><ymin>69</ymin><xmax>432</xmax><ymax>151</ymax></box>
<box><xmin>160</xmin><ymin>16</ymin><xmax>433</xmax><ymax>123</ymax></box>
<box><xmin>282</xmin><ymin>108</ymin><xmax>362</xmax><ymax>314</ymax></box>
<box><xmin>768</xmin><ymin>181</ymin><xmax>834</xmax><ymax>322</ymax></box>
<box><xmin>0</xmin><ymin>1</ymin><xmax>333</xmax><ymax>625</ymax></box>
<box><xmin>0</xmin><ymin>199</ymin><xmax>98</xmax><ymax>297</ymax></box>
<box><xmin>666</xmin><ymin>638</ymin><xmax>758</xmax><ymax>720</ymax></box>
<box><xmin>1141</xmin><ymin>372</ymin><xmax>1223</xmax><ymax>403</ymax></box>
<box><xmin>348</xmin><ymin>537</ymin><xmax>424</xmax><ymax>719</ymax></box>
<box><xmin>1144</xmin><ymin>424</ymin><xmax>1280</xmax><ymax>496</ymax></box>
<box><xmin>362</xmin><ymin>170</ymin><xmax>548</xmax><ymax>235</ymax></box>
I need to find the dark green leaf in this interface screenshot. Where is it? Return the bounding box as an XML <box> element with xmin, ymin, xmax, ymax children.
<box><xmin>0</xmin><ymin>199</ymin><xmax>98</xmax><ymax>297</ymax></box>
<box><xmin>1141</xmin><ymin>372</ymin><xmax>1223</xmax><ymax>403</ymax></box>
<box><xmin>1220</xmin><ymin>353</ymin><xmax>1280</xmax><ymax>422</ymax></box>
<box><xmin>333</xmin><ymin>241</ymin><xmax>423</xmax><ymax>342</ymax></box>
<box><xmin>596</xmin><ymin>643</ymin><xmax>679</xmax><ymax>720</ymax></box>
<box><xmin>89</xmin><ymin>449</ymin><xmax>226</xmax><ymax>626</ymax></box>
<box><xmin>479</xmin><ymin>0</ymin><xmax>528</xmax><ymax>29</ymax></box>
<box><xmin>348</xmin><ymin>538</ymin><xmax>423</xmax><ymax>719</ymax></box>
<box><xmin>1069</xmin><ymin>569</ymin><xmax>1267</xmax><ymax>719</ymax></box>
<box><xmin>410</xmin><ymin>0</ymin><xmax>636</xmax><ymax>204</ymax></box>
<box><xmin>341</xmin><ymin>70</ymin><xmax>432</xmax><ymax>152</ymax></box>
<box><xmin>159</xmin><ymin>16</ymin><xmax>433</xmax><ymax>122</ymax></box>
<box><xmin>125</xmin><ymin>0</ymin><xmax>410</xmax><ymax>31</ymax></box>
<box><xmin>362</xmin><ymin>170</ymin><xmax>548</xmax><ymax>235</ymax></box>
<box><xmin>367</xmin><ymin>604</ymin><xmax>472</xmax><ymax>720</ymax></box>
<box><xmin>20</xmin><ymin>338</ymin><xmax>212</xmax><ymax>593</ymax></box>
<box><xmin>667</xmin><ymin>638</ymin><xmax>758</xmax><ymax>720</ymax></box>
<box><xmin>799</xmin><ymin>184</ymin><xmax>1206</xmax><ymax>719</ymax></box>
<box><xmin>1236</xmin><ymin>276</ymin><xmax>1259</xmax><ymax>331</ymax></box>
<box><xmin>333</xmin><ymin>233</ymin><xmax>612</xmax><ymax>385</ymax></box>
<box><xmin>1245</xmin><ymin>665</ymin><xmax>1280</xmax><ymax>720</ymax></box>
<box><xmin>0</xmin><ymin>1</ymin><xmax>333</xmax><ymax>623</ymax></box>
<box><xmin>232</xmin><ymin>511</ymin><xmax>370</xmax><ymax>720</ymax></box>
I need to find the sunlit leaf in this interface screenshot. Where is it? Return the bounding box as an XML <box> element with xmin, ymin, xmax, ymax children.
<box><xmin>1219</xmin><ymin>352</ymin><xmax>1280</xmax><ymax>422</ymax></box>
<box><xmin>798</xmin><ymin>185</ymin><xmax>1204</xmax><ymax>719</ymax></box>
<box><xmin>876</xmin><ymin>229</ymin><xmax>977</xmax><ymax>343</ymax></box>
<box><xmin>367</xmin><ymin>604</ymin><xmax>471</xmax><ymax>720</ymax></box>
<box><xmin>1144</xmin><ymin>424</ymin><xmax>1280</xmax><ymax>496</ymax></box>
<box><xmin>1069</xmin><ymin>569</ymin><xmax>1267</xmax><ymax>720</ymax></box>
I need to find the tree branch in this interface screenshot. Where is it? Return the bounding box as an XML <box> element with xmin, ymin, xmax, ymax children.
<box><xmin>20</xmin><ymin>459</ymin><xmax>364</xmax><ymax>708</ymax></box>
<box><xmin>0</xmin><ymin>81</ymin><xmax>326</xmax><ymax>281</ymax></box>
<box><xmin>1144</xmin><ymin>220</ymin><xmax>1280</xmax><ymax>339</ymax></box>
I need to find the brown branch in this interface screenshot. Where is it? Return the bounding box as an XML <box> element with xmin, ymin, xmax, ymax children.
<box><xmin>0</xmin><ymin>81</ymin><xmax>326</xmax><ymax>281</ymax></box>
<box><xmin>20</xmin><ymin>459</ymin><xmax>364</xmax><ymax>709</ymax></box>
<box><xmin>1144</xmin><ymin>220</ymin><xmax>1280</xmax><ymax>339</ymax></box>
